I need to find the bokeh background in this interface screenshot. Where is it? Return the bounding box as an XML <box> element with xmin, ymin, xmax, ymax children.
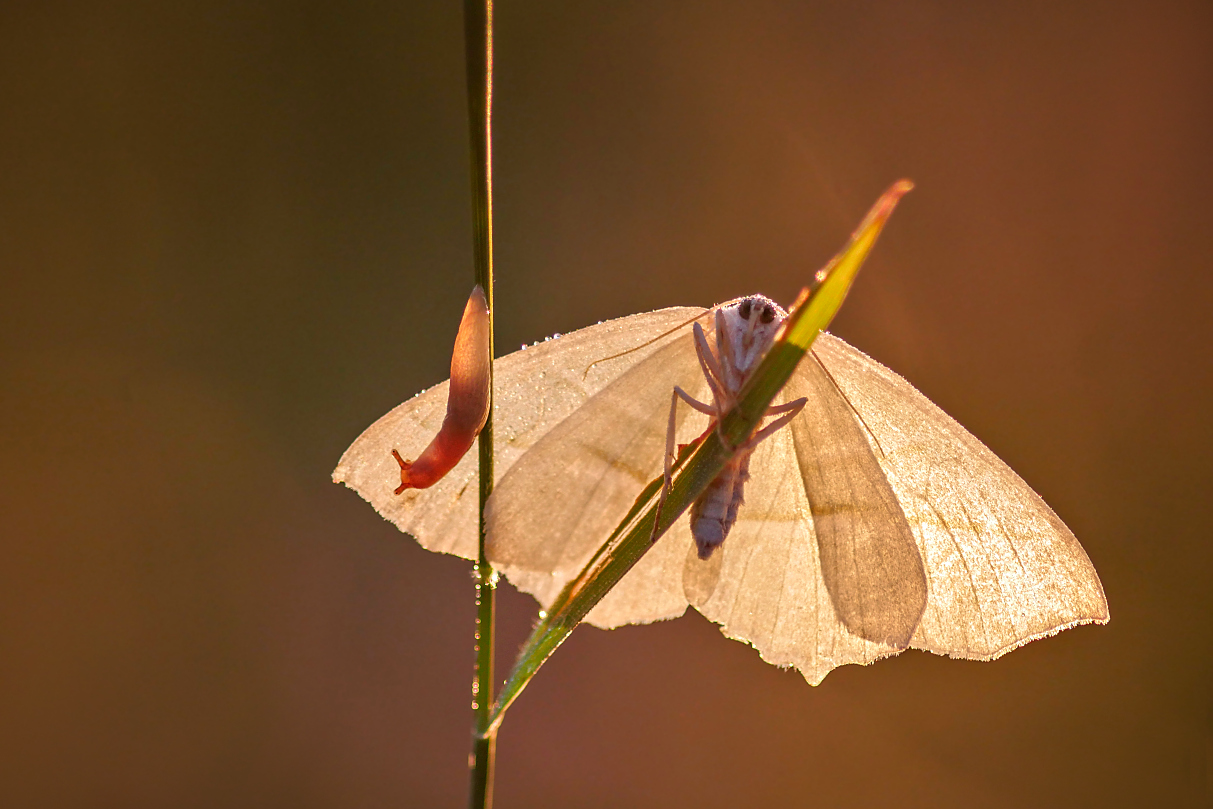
<box><xmin>3</xmin><ymin>1</ymin><xmax>1211</xmax><ymax>807</ymax></box>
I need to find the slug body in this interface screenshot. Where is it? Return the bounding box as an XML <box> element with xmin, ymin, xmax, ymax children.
<box><xmin>394</xmin><ymin>285</ymin><xmax>491</xmax><ymax>492</ymax></box>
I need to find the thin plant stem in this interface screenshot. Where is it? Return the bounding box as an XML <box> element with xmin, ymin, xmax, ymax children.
<box><xmin>464</xmin><ymin>1</ymin><xmax>496</xmax><ymax>808</ymax></box>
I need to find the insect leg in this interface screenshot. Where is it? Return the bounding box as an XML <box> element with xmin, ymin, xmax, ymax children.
<box><xmin>764</xmin><ymin>398</ymin><xmax>806</xmax><ymax>417</ymax></box>
<box><xmin>650</xmin><ymin>385</ymin><xmax>714</xmax><ymax>543</ymax></box>
<box><xmin>738</xmin><ymin>396</ymin><xmax>808</xmax><ymax>451</ymax></box>
<box><xmin>693</xmin><ymin>322</ymin><xmax>730</xmax><ymax>409</ymax></box>
<box><xmin>715</xmin><ymin>308</ymin><xmax>736</xmax><ymax>377</ymax></box>
<box><xmin>675</xmin><ymin>386</ymin><xmax>716</xmax><ymax>416</ymax></box>
<box><xmin>691</xmin><ymin>321</ymin><xmax>748</xmax><ymax>455</ymax></box>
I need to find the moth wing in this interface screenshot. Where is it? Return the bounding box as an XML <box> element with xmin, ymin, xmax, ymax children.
<box><xmin>811</xmin><ymin>332</ymin><xmax>1110</xmax><ymax>661</ymax></box>
<box><xmin>333</xmin><ymin>307</ymin><xmax>706</xmax><ymax>561</ymax></box>
<box><xmin>487</xmin><ymin>321</ymin><xmax>713</xmax><ymax>626</ymax></box>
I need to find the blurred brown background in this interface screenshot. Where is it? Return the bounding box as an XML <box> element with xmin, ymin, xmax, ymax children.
<box><xmin>2</xmin><ymin>1</ymin><xmax>1211</xmax><ymax>807</ymax></box>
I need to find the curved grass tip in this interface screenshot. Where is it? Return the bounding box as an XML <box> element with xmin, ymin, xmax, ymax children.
<box><xmin>781</xmin><ymin>179</ymin><xmax>914</xmax><ymax>350</ymax></box>
<box><xmin>393</xmin><ymin>285</ymin><xmax>491</xmax><ymax>492</ymax></box>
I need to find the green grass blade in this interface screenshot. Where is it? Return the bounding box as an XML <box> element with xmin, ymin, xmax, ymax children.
<box><xmin>482</xmin><ymin>181</ymin><xmax>914</xmax><ymax>735</ymax></box>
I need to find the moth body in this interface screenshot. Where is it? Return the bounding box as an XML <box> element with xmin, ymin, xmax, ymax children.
<box><xmin>689</xmin><ymin>448</ymin><xmax>753</xmax><ymax>559</ymax></box>
<box><xmin>687</xmin><ymin>295</ymin><xmax>789</xmax><ymax>559</ymax></box>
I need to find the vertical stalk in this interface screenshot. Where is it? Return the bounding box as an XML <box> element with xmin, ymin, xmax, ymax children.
<box><xmin>464</xmin><ymin>2</ymin><xmax>496</xmax><ymax>808</ymax></box>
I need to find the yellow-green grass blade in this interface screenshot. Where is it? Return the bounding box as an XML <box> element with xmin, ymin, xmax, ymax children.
<box><xmin>484</xmin><ymin>180</ymin><xmax>914</xmax><ymax>734</ymax></box>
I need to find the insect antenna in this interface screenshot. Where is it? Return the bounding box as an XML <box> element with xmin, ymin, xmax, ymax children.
<box><xmin>578</xmin><ymin>303</ymin><xmax>738</xmax><ymax>380</ymax></box>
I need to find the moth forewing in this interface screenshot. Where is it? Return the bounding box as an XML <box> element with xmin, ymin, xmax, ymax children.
<box><xmin>484</xmin><ymin>314</ymin><xmax>713</xmax><ymax>621</ymax></box>
<box><xmin>333</xmin><ymin>307</ymin><xmax>707</xmax><ymax>562</ymax></box>
<box><xmin>486</xmin><ymin>294</ymin><xmax>808</xmax><ymax>627</ymax></box>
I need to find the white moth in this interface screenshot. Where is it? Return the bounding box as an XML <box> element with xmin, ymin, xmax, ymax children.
<box><xmin>334</xmin><ymin>298</ymin><xmax>1108</xmax><ymax>685</ymax></box>
<box><xmin>658</xmin><ymin>297</ymin><xmax>808</xmax><ymax>563</ymax></box>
